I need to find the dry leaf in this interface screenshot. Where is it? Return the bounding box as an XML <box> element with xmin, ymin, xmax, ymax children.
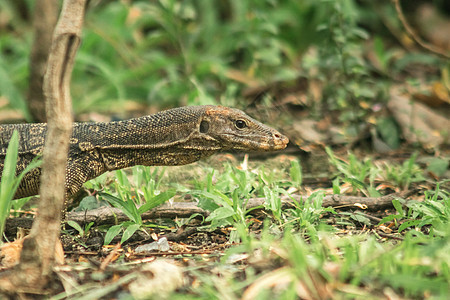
<box><xmin>100</xmin><ymin>243</ymin><xmax>122</xmax><ymax>271</ymax></box>
<box><xmin>0</xmin><ymin>237</ymin><xmax>65</xmax><ymax>268</ymax></box>
<box><xmin>0</xmin><ymin>240</ymin><xmax>23</xmax><ymax>268</ymax></box>
<box><xmin>388</xmin><ymin>87</ymin><xmax>450</xmax><ymax>147</ymax></box>
<box><xmin>129</xmin><ymin>260</ymin><xmax>183</xmax><ymax>300</ymax></box>
<box><xmin>378</xmin><ymin>225</ymin><xmax>393</xmax><ymax>233</ymax></box>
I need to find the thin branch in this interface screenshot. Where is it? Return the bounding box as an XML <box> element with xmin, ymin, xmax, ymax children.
<box><xmin>0</xmin><ymin>0</ymin><xmax>86</xmax><ymax>294</ymax></box>
<box><xmin>4</xmin><ymin>191</ymin><xmax>417</xmax><ymax>236</ymax></box>
<box><xmin>27</xmin><ymin>0</ymin><xmax>85</xmax><ymax>276</ymax></box>
<box><xmin>65</xmin><ymin>191</ymin><xmax>415</xmax><ymax>227</ymax></box>
<box><xmin>393</xmin><ymin>0</ymin><xmax>450</xmax><ymax>59</ymax></box>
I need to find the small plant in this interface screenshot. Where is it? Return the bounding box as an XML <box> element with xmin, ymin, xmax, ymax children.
<box><xmin>380</xmin><ymin>152</ymin><xmax>425</xmax><ymax>190</ymax></box>
<box><xmin>67</xmin><ymin>220</ymin><xmax>95</xmax><ymax>239</ymax></box>
<box><xmin>289</xmin><ymin>159</ymin><xmax>302</xmax><ymax>188</ymax></box>
<box><xmin>65</xmin><ymin>220</ymin><xmax>95</xmax><ymax>248</ymax></box>
<box><xmin>195</xmin><ymin>188</ymin><xmax>249</xmax><ymax>232</ymax></box>
<box><xmin>313</xmin><ymin>0</ymin><xmax>379</xmax><ymax>130</ymax></box>
<box><xmin>326</xmin><ymin>147</ymin><xmax>379</xmax><ymax>196</ymax></box>
<box><xmin>99</xmin><ymin>167</ymin><xmax>175</xmax><ymax>245</ymax></box>
<box><xmin>100</xmin><ymin>190</ymin><xmax>175</xmax><ymax>245</ymax></box>
<box><xmin>193</xmin><ymin>161</ymin><xmax>289</xmax><ymax>232</ymax></box>
<box><xmin>0</xmin><ymin>131</ymin><xmax>41</xmax><ymax>240</ymax></box>
<box><xmin>284</xmin><ymin>191</ymin><xmax>336</xmax><ymax>237</ymax></box>
<box><xmin>380</xmin><ymin>182</ymin><xmax>449</xmax><ymax>237</ymax></box>
<box><xmin>193</xmin><ymin>165</ymin><xmax>258</xmax><ymax>231</ymax></box>
<box><xmin>327</xmin><ymin>148</ymin><xmax>426</xmax><ymax>195</ymax></box>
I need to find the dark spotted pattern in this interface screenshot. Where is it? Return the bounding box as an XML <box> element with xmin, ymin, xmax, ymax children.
<box><xmin>0</xmin><ymin>106</ymin><xmax>288</xmax><ymax>205</ymax></box>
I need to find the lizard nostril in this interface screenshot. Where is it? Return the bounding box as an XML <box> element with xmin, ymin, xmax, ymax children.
<box><xmin>272</xmin><ymin>132</ymin><xmax>289</xmax><ymax>148</ymax></box>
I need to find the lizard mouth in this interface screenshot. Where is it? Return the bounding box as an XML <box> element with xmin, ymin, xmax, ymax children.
<box><xmin>224</xmin><ymin>132</ymin><xmax>289</xmax><ymax>151</ymax></box>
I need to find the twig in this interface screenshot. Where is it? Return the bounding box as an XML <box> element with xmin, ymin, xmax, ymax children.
<box><xmin>376</xmin><ymin>231</ymin><xmax>404</xmax><ymax>241</ymax></box>
<box><xmin>64</xmin><ymin>191</ymin><xmax>414</xmax><ymax>227</ymax></box>
<box><xmin>392</xmin><ymin>0</ymin><xmax>450</xmax><ymax>59</ymax></box>
<box><xmin>4</xmin><ymin>191</ymin><xmax>417</xmax><ymax>233</ymax></box>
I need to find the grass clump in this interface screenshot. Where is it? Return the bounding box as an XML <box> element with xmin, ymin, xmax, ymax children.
<box><xmin>185</xmin><ymin>222</ymin><xmax>449</xmax><ymax>299</ymax></box>
<box><xmin>380</xmin><ymin>182</ymin><xmax>450</xmax><ymax>237</ymax></box>
<box><xmin>326</xmin><ymin>147</ymin><xmax>426</xmax><ymax>196</ymax></box>
<box><xmin>0</xmin><ymin>131</ymin><xmax>40</xmax><ymax>240</ymax></box>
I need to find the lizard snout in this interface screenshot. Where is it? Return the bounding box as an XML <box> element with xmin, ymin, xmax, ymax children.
<box><xmin>272</xmin><ymin>132</ymin><xmax>289</xmax><ymax>150</ymax></box>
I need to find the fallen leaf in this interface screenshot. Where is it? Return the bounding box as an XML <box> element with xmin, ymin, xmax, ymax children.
<box><xmin>388</xmin><ymin>87</ymin><xmax>450</xmax><ymax>147</ymax></box>
<box><xmin>129</xmin><ymin>259</ymin><xmax>183</xmax><ymax>300</ymax></box>
<box><xmin>0</xmin><ymin>237</ymin><xmax>65</xmax><ymax>268</ymax></box>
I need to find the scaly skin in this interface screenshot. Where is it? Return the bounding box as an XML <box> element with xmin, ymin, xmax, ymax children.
<box><xmin>0</xmin><ymin>105</ymin><xmax>288</xmax><ymax>205</ymax></box>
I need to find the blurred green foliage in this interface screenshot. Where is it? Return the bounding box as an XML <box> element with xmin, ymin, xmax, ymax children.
<box><xmin>0</xmin><ymin>1</ymin><xmax>383</xmax><ymax>113</ymax></box>
<box><xmin>0</xmin><ymin>0</ymin><xmax>446</xmax><ymax>139</ymax></box>
<box><xmin>71</xmin><ymin>0</ymin><xmax>329</xmax><ymax>112</ymax></box>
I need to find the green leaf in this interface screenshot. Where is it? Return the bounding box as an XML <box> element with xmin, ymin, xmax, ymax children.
<box><xmin>377</xmin><ymin>117</ymin><xmax>400</xmax><ymax>150</ymax></box>
<box><xmin>344</xmin><ymin>178</ymin><xmax>366</xmax><ymax>190</ymax></box>
<box><xmin>197</xmin><ymin>190</ymin><xmax>233</xmax><ymax>209</ymax></box>
<box><xmin>100</xmin><ymin>192</ymin><xmax>141</xmax><ymax>224</ymax></box>
<box><xmin>85</xmin><ymin>222</ymin><xmax>94</xmax><ymax>233</ymax></box>
<box><xmin>0</xmin><ymin>130</ymin><xmax>19</xmax><ymax>202</ymax></box>
<box><xmin>196</xmin><ymin>193</ymin><xmax>220</xmax><ymax>212</ymax></box>
<box><xmin>104</xmin><ymin>224</ymin><xmax>122</xmax><ymax>245</ymax></box>
<box><xmin>0</xmin><ymin>130</ymin><xmax>19</xmax><ymax>237</ymax></box>
<box><xmin>0</xmin><ymin>57</ymin><xmax>29</xmax><ymax>119</ymax></box>
<box><xmin>367</xmin><ymin>186</ymin><xmax>381</xmax><ymax>197</ymax></box>
<box><xmin>415</xmin><ymin>201</ymin><xmax>445</xmax><ymax>219</ymax></box>
<box><xmin>332</xmin><ymin>178</ymin><xmax>341</xmax><ymax>194</ymax></box>
<box><xmin>373</xmin><ymin>36</ymin><xmax>386</xmax><ymax>70</ymax></box>
<box><xmin>138</xmin><ymin>189</ymin><xmax>176</xmax><ymax>214</ymax></box>
<box><xmin>121</xmin><ymin>224</ymin><xmax>141</xmax><ymax>244</ymax></box>
<box><xmin>289</xmin><ymin>159</ymin><xmax>302</xmax><ymax>187</ymax></box>
<box><xmin>75</xmin><ymin>195</ymin><xmax>100</xmax><ymax>211</ymax></box>
<box><xmin>351</xmin><ymin>213</ymin><xmax>371</xmax><ymax>225</ymax></box>
<box><xmin>392</xmin><ymin>199</ymin><xmax>404</xmax><ymax>216</ymax></box>
<box><xmin>378</xmin><ymin>214</ymin><xmax>400</xmax><ymax>225</ymax></box>
<box><xmin>205</xmin><ymin>206</ymin><xmax>235</xmax><ymax>222</ymax></box>
<box><xmin>426</xmin><ymin>158</ymin><xmax>449</xmax><ymax>177</ymax></box>
<box><xmin>67</xmin><ymin>221</ymin><xmax>84</xmax><ymax>236</ymax></box>
<box><xmin>398</xmin><ymin>219</ymin><xmax>421</xmax><ymax>232</ymax></box>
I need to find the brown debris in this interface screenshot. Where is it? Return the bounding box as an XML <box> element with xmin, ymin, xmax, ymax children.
<box><xmin>388</xmin><ymin>87</ymin><xmax>450</xmax><ymax>147</ymax></box>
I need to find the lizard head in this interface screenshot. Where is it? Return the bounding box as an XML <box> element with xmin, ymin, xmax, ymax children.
<box><xmin>199</xmin><ymin>106</ymin><xmax>289</xmax><ymax>151</ymax></box>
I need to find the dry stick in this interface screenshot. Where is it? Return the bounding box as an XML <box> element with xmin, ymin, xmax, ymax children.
<box><xmin>0</xmin><ymin>0</ymin><xmax>86</xmax><ymax>293</ymax></box>
<box><xmin>392</xmin><ymin>0</ymin><xmax>450</xmax><ymax>59</ymax></box>
<box><xmin>67</xmin><ymin>191</ymin><xmax>415</xmax><ymax>227</ymax></box>
<box><xmin>28</xmin><ymin>0</ymin><xmax>83</xmax><ymax>275</ymax></box>
<box><xmin>4</xmin><ymin>191</ymin><xmax>416</xmax><ymax>235</ymax></box>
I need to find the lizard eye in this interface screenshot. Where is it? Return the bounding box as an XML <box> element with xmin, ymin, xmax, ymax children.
<box><xmin>235</xmin><ymin>119</ymin><xmax>247</xmax><ymax>129</ymax></box>
<box><xmin>200</xmin><ymin>120</ymin><xmax>209</xmax><ymax>133</ymax></box>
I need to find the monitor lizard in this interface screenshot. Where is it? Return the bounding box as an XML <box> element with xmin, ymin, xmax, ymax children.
<box><xmin>0</xmin><ymin>105</ymin><xmax>288</xmax><ymax>207</ymax></box>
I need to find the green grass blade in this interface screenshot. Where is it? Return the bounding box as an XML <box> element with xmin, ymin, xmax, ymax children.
<box><xmin>100</xmin><ymin>192</ymin><xmax>140</xmax><ymax>224</ymax></box>
<box><xmin>104</xmin><ymin>224</ymin><xmax>122</xmax><ymax>245</ymax></box>
<box><xmin>138</xmin><ymin>189</ymin><xmax>176</xmax><ymax>214</ymax></box>
<box><xmin>0</xmin><ymin>130</ymin><xmax>19</xmax><ymax>239</ymax></box>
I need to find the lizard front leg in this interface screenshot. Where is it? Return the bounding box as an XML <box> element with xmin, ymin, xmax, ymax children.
<box><xmin>64</xmin><ymin>149</ymin><xmax>106</xmax><ymax>209</ymax></box>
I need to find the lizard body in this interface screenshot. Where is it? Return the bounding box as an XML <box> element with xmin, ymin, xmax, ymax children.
<box><xmin>0</xmin><ymin>105</ymin><xmax>288</xmax><ymax>204</ymax></box>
